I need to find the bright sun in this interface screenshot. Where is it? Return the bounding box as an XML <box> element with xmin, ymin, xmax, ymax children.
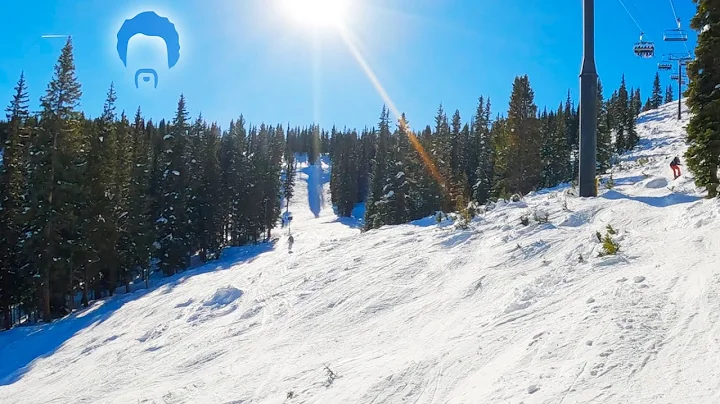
<box><xmin>278</xmin><ymin>0</ymin><xmax>349</xmax><ymax>28</ymax></box>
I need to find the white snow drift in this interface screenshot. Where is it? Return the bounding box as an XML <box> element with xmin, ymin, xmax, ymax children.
<box><xmin>1</xmin><ymin>100</ymin><xmax>719</xmax><ymax>404</ymax></box>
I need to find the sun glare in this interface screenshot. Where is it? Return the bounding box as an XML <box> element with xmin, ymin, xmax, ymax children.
<box><xmin>279</xmin><ymin>0</ymin><xmax>348</xmax><ymax>28</ymax></box>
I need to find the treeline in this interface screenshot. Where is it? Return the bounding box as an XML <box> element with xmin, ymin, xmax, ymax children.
<box><xmin>330</xmin><ymin>74</ymin><xmax>647</xmax><ymax>230</ymax></box>
<box><xmin>0</xmin><ymin>39</ymin><xmax>333</xmax><ymax>329</ymax></box>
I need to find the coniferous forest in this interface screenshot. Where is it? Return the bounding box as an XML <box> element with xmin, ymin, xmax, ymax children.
<box><xmin>0</xmin><ymin>39</ymin><xmax>334</xmax><ymax>328</ymax></box>
<box><xmin>0</xmin><ymin>36</ymin><xmax>662</xmax><ymax>330</ymax></box>
<box><xmin>331</xmin><ymin>74</ymin><xmax>644</xmax><ymax>231</ymax></box>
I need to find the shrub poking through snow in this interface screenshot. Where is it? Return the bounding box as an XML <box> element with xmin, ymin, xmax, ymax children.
<box><xmin>533</xmin><ymin>209</ymin><xmax>549</xmax><ymax>224</ymax></box>
<box><xmin>599</xmin><ymin>231</ymin><xmax>620</xmax><ymax>256</ymax></box>
<box><xmin>511</xmin><ymin>194</ymin><xmax>522</xmax><ymax>202</ymax></box>
<box><xmin>606</xmin><ymin>224</ymin><xmax>617</xmax><ymax>235</ymax></box>
<box><xmin>596</xmin><ymin>231</ymin><xmax>603</xmax><ymax>243</ymax></box>
<box><xmin>324</xmin><ymin>364</ymin><xmax>338</xmax><ymax>387</ymax></box>
<box><xmin>637</xmin><ymin>157</ymin><xmax>649</xmax><ymax>166</ymax></box>
<box><xmin>604</xmin><ymin>173</ymin><xmax>616</xmax><ymax>189</ymax></box>
<box><xmin>520</xmin><ymin>213</ymin><xmax>530</xmax><ymax>226</ymax></box>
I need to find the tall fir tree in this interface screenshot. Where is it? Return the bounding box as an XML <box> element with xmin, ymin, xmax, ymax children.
<box><xmin>597</xmin><ymin>79</ymin><xmax>613</xmax><ymax>172</ymax></box>
<box><xmin>685</xmin><ymin>0</ymin><xmax>720</xmax><ymax>197</ymax></box>
<box><xmin>154</xmin><ymin>95</ymin><xmax>191</xmax><ymax>275</ymax></box>
<box><xmin>651</xmin><ymin>72</ymin><xmax>663</xmax><ymax>109</ymax></box>
<box><xmin>0</xmin><ymin>73</ymin><xmax>30</xmax><ymax>329</ymax></box>
<box><xmin>126</xmin><ymin>108</ymin><xmax>154</xmax><ymax>288</ymax></box>
<box><xmin>472</xmin><ymin>97</ymin><xmax>494</xmax><ymax>203</ymax></box>
<box><xmin>198</xmin><ymin>122</ymin><xmax>223</xmax><ymax>259</ymax></box>
<box><xmin>365</xmin><ymin>106</ymin><xmax>394</xmax><ymax>229</ymax></box>
<box><xmin>85</xmin><ymin>84</ymin><xmax>121</xmax><ymax>298</ymax></box>
<box><xmin>665</xmin><ymin>84</ymin><xmax>674</xmax><ymax>104</ymax></box>
<box><xmin>26</xmin><ymin>37</ymin><xmax>84</xmax><ymax>321</ymax></box>
<box><xmin>614</xmin><ymin>75</ymin><xmax>630</xmax><ymax>153</ymax></box>
<box><xmin>283</xmin><ymin>139</ymin><xmax>296</xmax><ymax>214</ymax></box>
<box><xmin>505</xmin><ymin>75</ymin><xmax>541</xmax><ymax>194</ymax></box>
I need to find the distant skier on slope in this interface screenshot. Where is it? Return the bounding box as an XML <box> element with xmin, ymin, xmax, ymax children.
<box><xmin>670</xmin><ymin>156</ymin><xmax>682</xmax><ymax>179</ymax></box>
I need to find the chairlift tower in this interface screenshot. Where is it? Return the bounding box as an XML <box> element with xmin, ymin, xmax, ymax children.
<box><xmin>666</xmin><ymin>52</ymin><xmax>693</xmax><ymax>120</ymax></box>
<box><xmin>579</xmin><ymin>0</ymin><xmax>598</xmax><ymax>197</ymax></box>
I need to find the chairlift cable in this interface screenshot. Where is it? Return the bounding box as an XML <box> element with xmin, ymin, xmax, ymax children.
<box><xmin>668</xmin><ymin>0</ymin><xmax>692</xmax><ymax>54</ymax></box>
<box><xmin>668</xmin><ymin>0</ymin><xmax>681</xmax><ymax>27</ymax></box>
<box><xmin>616</xmin><ymin>0</ymin><xmax>646</xmax><ymax>35</ymax></box>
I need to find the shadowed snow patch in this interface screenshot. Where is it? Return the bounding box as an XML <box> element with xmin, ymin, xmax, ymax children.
<box><xmin>203</xmin><ymin>287</ymin><xmax>243</xmax><ymax>307</ymax></box>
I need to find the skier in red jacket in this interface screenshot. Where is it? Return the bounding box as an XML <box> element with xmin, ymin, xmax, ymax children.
<box><xmin>670</xmin><ymin>156</ymin><xmax>682</xmax><ymax>179</ymax></box>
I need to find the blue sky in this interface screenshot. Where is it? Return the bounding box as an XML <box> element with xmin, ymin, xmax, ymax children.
<box><xmin>0</xmin><ymin>0</ymin><xmax>698</xmax><ymax>131</ymax></box>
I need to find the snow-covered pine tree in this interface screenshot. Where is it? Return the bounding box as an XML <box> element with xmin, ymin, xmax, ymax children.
<box><xmin>126</xmin><ymin>108</ymin><xmax>154</xmax><ymax>289</ymax></box>
<box><xmin>685</xmin><ymin>0</ymin><xmax>720</xmax><ymax>197</ymax></box>
<box><xmin>364</xmin><ymin>106</ymin><xmax>394</xmax><ymax>229</ymax></box>
<box><xmin>27</xmin><ymin>37</ymin><xmax>84</xmax><ymax>321</ymax></box>
<box><xmin>283</xmin><ymin>133</ymin><xmax>296</xmax><ymax>214</ymax></box>
<box><xmin>472</xmin><ymin>97</ymin><xmax>495</xmax><ymax>204</ymax></box>
<box><xmin>154</xmin><ymin>95</ymin><xmax>191</xmax><ymax>275</ymax></box>
<box><xmin>0</xmin><ymin>72</ymin><xmax>30</xmax><ymax>329</ymax></box>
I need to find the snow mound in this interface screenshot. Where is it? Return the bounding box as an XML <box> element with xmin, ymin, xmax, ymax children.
<box><xmin>203</xmin><ymin>286</ymin><xmax>243</xmax><ymax>307</ymax></box>
<box><xmin>644</xmin><ymin>177</ymin><xmax>669</xmax><ymax>189</ymax></box>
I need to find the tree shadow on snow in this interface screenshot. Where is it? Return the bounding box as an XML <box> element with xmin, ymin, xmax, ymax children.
<box><xmin>0</xmin><ymin>242</ymin><xmax>273</xmax><ymax>387</ymax></box>
<box><xmin>330</xmin><ymin>203</ymin><xmax>366</xmax><ymax>229</ymax></box>
<box><xmin>303</xmin><ymin>163</ymin><xmax>328</xmax><ymax>218</ymax></box>
<box><xmin>601</xmin><ymin>189</ymin><xmax>702</xmax><ymax>208</ymax></box>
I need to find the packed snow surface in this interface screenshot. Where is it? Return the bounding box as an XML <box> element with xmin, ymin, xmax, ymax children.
<box><xmin>2</xmin><ymin>101</ymin><xmax>720</xmax><ymax>403</ymax></box>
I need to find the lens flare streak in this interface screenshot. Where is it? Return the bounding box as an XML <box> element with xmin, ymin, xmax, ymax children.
<box><xmin>335</xmin><ymin>25</ymin><xmax>448</xmax><ymax>191</ymax></box>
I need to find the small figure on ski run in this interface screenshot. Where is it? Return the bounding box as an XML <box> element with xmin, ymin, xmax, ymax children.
<box><xmin>670</xmin><ymin>156</ymin><xmax>682</xmax><ymax>179</ymax></box>
<box><xmin>288</xmin><ymin>234</ymin><xmax>294</xmax><ymax>252</ymax></box>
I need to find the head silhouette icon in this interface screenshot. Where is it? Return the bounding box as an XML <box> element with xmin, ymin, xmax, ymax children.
<box><xmin>116</xmin><ymin>11</ymin><xmax>180</xmax><ymax>89</ymax></box>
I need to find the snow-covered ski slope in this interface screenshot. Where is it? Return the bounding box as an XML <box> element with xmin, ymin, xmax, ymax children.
<box><xmin>2</xmin><ymin>100</ymin><xmax>720</xmax><ymax>404</ymax></box>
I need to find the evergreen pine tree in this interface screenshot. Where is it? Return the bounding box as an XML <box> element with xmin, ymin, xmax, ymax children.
<box><xmin>27</xmin><ymin>37</ymin><xmax>84</xmax><ymax>321</ymax></box>
<box><xmin>665</xmin><ymin>84</ymin><xmax>674</xmax><ymax>104</ymax></box>
<box><xmin>652</xmin><ymin>72</ymin><xmax>663</xmax><ymax>108</ymax></box>
<box><xmin>154</xmin><ymin>95</ymin><xmax>190</xmax><ymax>275</ymax></box>
<box><xmin>685</xmin><ymin>0</ymin><xmax>720</xmax><ymax>197</ymax></box>
<box><xmin>283</xmin><ymin>140</ymin><xmax>296</xmax><ymax>214</ymax></box>
<box><xmin>627</xmin><ymin>89</ymin><xmax>641</xmax><ymax>149</ymax></box>
<box><xmin>114</xmin><ymin>112</ymin><xmax>133</xmax><ymax>293</ymax></box>
<box><xmin>615</xmin><ymin>76</ymin><xmax>630</xmax><ymax>153</ymax></box>
<box><xmin>597</xmin><ymin>79</ymin><xmax>613</xmax><ymax>172</ymax></box>
<box><xmin>198</xmin><ymin>122</ymin><xmax>223</xmax><ymax>259</ymax></box>
<box><xmin>472</xmin><ymin>97</ymin><xmax>494</xmax><ymax>203</ymax></box>
<box><xmin>0</xmin><ymin>72</ymin><xmax>30</xmax><ymax>329</ymax></box>
<box><xmin>364</xmin><ymin>106</ymin><xmax>392</xmax><ymax>229</ymax></box>
<box><xmin>126</xmin><ymin>108</ymin><xmax>154</xmax><ymax>288</ymax></box>
<box><xmin>85</xmin><ymin>84</ymin><xmax>121</xmax><ymax>297</ymax></box>
<box><xmin>505</xmin><ymin>75</ymin><xmax>541</xmax><ymax>194</ymax></box>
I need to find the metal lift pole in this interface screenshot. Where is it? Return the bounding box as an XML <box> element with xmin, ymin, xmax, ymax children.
<box><xmin>579</xmin><ymin>0</ymin><xmax>598</xmax><ymax>197</ymax></box>
<box><xmin>677</xmin><ymin>59</ymin><xmax>682</xmax><ymax>120</ymax></box>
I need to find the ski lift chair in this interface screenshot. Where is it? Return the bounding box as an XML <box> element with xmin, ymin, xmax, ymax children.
<box><xmin>634</xmin><ymin>34</ymin><xmax>655</xmax><ymax>58</ymax></box>
<box><xmin>664</xmin><ymin>29</ymin><xmax>688</xmax><ymax>42</ymax></box>
<box><xmin>658</xmin><ymin>61</ymin><xmax>673</xmax><ymax>71</ymax></box>
<box><xmin>664</xmin><ymin>20</ymin><xmax>689</xmax><ymax>42</ymax></box>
